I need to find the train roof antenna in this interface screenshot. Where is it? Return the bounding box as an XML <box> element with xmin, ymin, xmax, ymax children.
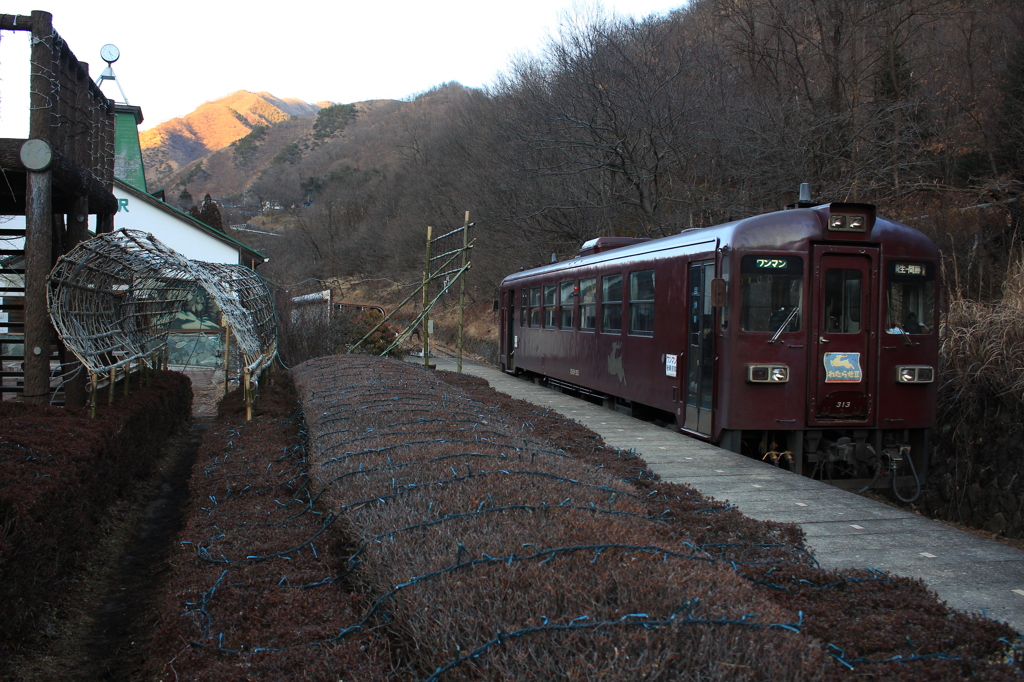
<box><xmin>796</xmin><ymin>182</ymin><xmax>815</xmax><ymax>208</ymax></box>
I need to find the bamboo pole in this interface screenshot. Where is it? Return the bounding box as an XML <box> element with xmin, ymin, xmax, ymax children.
<box><xmin>422</xmin><ymin>225</ymin><xmax>433</xmax><ymax>370</ymax></box>
<box><xmin>457</xmin><ymin>211</ymin><xmax>470</xmax><ymax>374</ymax></box>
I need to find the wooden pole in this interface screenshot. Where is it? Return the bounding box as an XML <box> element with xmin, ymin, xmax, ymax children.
<box><xmin>124</xmin><ymin>360</ymin><xmax>130</xmax><ymax>396</ymax></box>
<box><xmin>244</xmin><ymin>366</ymin><xmax>252</xmax><ymax>421</ymax></box>
<box><xmin>63</xmin><ymin>195</ymin><xmax>91</xmax><ymax>407</ymax></box>
<box><xmin>23</xmin><ymin>11</ymin><xmax>55</xmax><ymax>404</ymax></box>
<box><xmin>90</xmin><ymin>372</ymin><xmax>97</xmax><ymax>418</ymax></box>
<box><xmin>223</xmin><ymin>316</ymin><xmax>231</xmax><ymax>397</ymax></box>
<box><xmin>422</xmin><ymin>225</ymin><xmax>432</xmax><ymax>370</ymax></box>
<box><xmin>108</xmin><ymin>366</ymin><xmax>116</xmax><ymax>404</ymax></box>
<box><xmin>23</xmin><ymin>169</ymin><xmax>52</xmax><ymax>404</ymax></box>
<box><xmin>457</xmin><ymin>211</ymin><xmax>470</xmax><ymax>374</ymax></box>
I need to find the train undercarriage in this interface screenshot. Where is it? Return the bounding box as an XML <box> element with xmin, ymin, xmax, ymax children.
<box><xmin>719</xmin><ymin>428</ymin><xmax>929</xmax><ymax>503</ymax></box>
<box><xmin>528</xmin><ymin>371</ymin><xmax>929</xmax><ymax>503</ymax></box>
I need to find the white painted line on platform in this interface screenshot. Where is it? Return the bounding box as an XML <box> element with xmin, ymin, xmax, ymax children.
<box><xmin>795</xmin><ymin>502</ymin><xmax>808</xmax><ymax>507</ymax></box>
<box><xmin>850</xmin><ymin>524</ymin><xmax>864</xmax><ymax>529</ymax></box>
<box><xmin>1013</xmin><ymin>590</ymin><xmax>1024</xmax><ymax>597</ymax></box>
<box><xmin>920</xmin><ymin>552</ymin><xmax>937</xmax><ymax>558</ymax></box>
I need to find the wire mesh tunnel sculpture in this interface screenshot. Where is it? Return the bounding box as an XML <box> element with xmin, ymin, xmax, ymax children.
<box><xmin>48</xmin><ymin>229</ymin><xmax>278</xmax><ymax>386</ymax></box>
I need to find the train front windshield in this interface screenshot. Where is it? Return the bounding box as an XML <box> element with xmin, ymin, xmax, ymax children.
<box><xmin>886</xmin><ymin>261</ymin><xmax>936</xmax><ymax>334</ymax></box>
<box><xmin>740</xmin><ymin>256</ymin><xmax>803</xmax><ymax>332</ymax></box>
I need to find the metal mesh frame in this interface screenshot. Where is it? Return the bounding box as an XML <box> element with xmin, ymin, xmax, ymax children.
<box><xmin>48</xmin><ymin>229</ymin><xmax>277</xmax><ymax>378</ymax></box>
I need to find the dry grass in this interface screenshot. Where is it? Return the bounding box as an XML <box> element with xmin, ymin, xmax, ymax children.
<box><xmin>922</xmin><ymin>261</ymin><xmax>1024</xmax><ymax>535</ymax></box>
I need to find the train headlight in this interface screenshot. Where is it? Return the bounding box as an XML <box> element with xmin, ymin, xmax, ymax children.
<box><xmin>897</xmin><ymin>365</ymin><xmax>934</xmax><ymax>383</ymax></box>
<box><xmin>828</xmin><ymin>213</ymin><xmax>869</xmax><ymax>232</ymax></box>
<box><xmin>748</xmin><ymin>364</ymin><xmax>789</xmax><ymax>383</ymax></box>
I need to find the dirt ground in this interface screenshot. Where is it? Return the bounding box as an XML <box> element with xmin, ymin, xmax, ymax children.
<box><xmin>4</xmin><ymin>369</ymin><xmax>223</xmax><ymax>681</ymax></box>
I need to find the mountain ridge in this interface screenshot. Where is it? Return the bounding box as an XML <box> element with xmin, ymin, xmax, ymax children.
<box><xmin>140</xmin><ymin>90</ymin><xmax>328</xmax><ymax>189</ymax></box>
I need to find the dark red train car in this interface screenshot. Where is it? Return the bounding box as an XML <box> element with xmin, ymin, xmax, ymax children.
<box><xmin>498</xmin><ymin>202</ymin><xmax>939</xmax><ymax>498</ymax></box>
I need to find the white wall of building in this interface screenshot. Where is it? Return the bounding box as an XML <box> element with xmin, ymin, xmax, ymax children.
<box><xmin>113</xmin><ymin>186</ymin><xmax>240</xmax><ymax>264</ymax></box>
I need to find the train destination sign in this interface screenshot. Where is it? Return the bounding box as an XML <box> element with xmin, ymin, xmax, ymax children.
<box><xmin>741</xmin><ymin>255</ymin><xmax>803</xmax><ymax>274</ymax></box>
<box><xmin>824</xmin><ymin>352</ymin><xmax>863</xmax><ymax>383</ymax></box>
<box><xmin>894</xmin><ymin>263</ymin><xmax>925</xmax><ymax>276</ymax></box>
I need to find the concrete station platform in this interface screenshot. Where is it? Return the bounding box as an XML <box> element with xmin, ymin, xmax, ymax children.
<box><xmin>415</xmin><ymin>355</ymin><xmax>1024</xmax><ymax>634</ymax></box>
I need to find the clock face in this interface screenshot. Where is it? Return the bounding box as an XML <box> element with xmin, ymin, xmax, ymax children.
<box><xmin>100</xmin><ymin>44</ymin><xmax>120</xmax><ymax>63</ymax></box>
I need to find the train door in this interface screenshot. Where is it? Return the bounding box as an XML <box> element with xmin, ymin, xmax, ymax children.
<box><xmin>503</xmin><ymin>288</ymin><xmax>516</xmax><ymax>372</ymax></box>
<box><xmin>809</xmin><ymin>247</ymin><xmax>877</xmax><ymax>424</ymax></box>
<box><xmin>684</xmin><ymin>261</ymin><xmax>715</xmax><ymax>434</ymax></box>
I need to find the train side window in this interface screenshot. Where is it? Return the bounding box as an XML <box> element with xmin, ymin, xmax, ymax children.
<box><xmin>579</xmin><ymin>278</ymin><xmax>596</xmax><ymax>331</ymax></box>
<box><xmin>823</xmin><ymin>269</ymin><xmax>862</xmax><ymax>333</ymax></box>
<box><xmin>886</xmin><ymin>262</ymin><xmax>935</xmax><ymax>334</ymax></box>
<box><xmin>740</xmin><ymin>256</ymin><xmax>803</xmax><ymax>332</ymax></box>
<box><xmin>601</xmin><ymin>274</ymin><xmax>623</xmax><ymax>333</ymax></box>
<box><xmin>520</xmin><ymin>289</ymin><xmax>528</xmax><ymax>327</ymax></box>
<box><xmin>629</xmin><ymin>270</ymin><xmax>655</xmax><ymax>336</ymax></box>
<box><xmin>543</xmin><ymin>284</ymin><xmax>557</xmax><ymax>329</ymax></box>
<box><xmin>559</xmin><ymin>281</ymin><xmax>575</xmax><ymax>329</ymax></box>
<box><xmin>529</xmin><ymin>286</ymin><xmax>541</xmax><ymax>328</ymax></box>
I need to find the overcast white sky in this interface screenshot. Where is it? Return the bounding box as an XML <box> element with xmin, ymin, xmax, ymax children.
<box><xmin>0</xmin><ymin>0</ymin><xmax>685</xmax><ymax>135</ymax></box>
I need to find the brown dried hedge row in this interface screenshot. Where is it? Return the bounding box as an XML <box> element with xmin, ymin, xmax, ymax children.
<box><xmin>148</xmin><ymin>370</ymin><xmax>391</xmax><ymax>680</ymax></box>
<box><xmin>288</xmin><ymin>356</ymin><xmax>1018</xmax><ymax>680</ymax></box>
<box><xmin>0</xmin><ymin>370</ymin><xmax>192</xmax><ymax>651</ymax></box>
<box><xmin>153</xmin><ymin>356</ymin><xmax>1018</xmax><ymax>680</ymax></box>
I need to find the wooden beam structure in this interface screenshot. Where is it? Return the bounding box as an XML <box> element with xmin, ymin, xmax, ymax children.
<box><xmin>0</xmin><ymin>10</ymin><xmax>118</xmax><ymax>404</ymax></box>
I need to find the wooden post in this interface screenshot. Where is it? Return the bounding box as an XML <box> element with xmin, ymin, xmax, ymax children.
<box><xmin>90</xmin><ymin>372</ymin><xmax>97</xmax><ymax>418</ymax></box>
<box><xmin>243</xmin><ymin>366</ymin><xmax>252</xmax><ymax>421</ymax></box>
<box><xmin>63</xmin><ymin>195</ymin><xmax>91</xmax><ymax>407</ymax></box>
<box><xmin>23</xmin><ymin>11</ymin><xmax>55</xmax><ymax>404</ymax></box>
<box><xmin>422</xmin><ymin>225</ymin><xmax>432</xmax><ymax>370</ymax></box>
<box><xmin>124</xmin><ymin>360</ymin><xmax>130</xmax><ymax>396</ymax></box>
<box><xmin>224</xmin><ymin>326</ymin><xmax>231</xmax><ymax>397</ymax></box>
<box><xmin>457</xmin><ymin>211</ymin><xmax>470</xmax><ymax>374</ymax></box>
<box><xmin>23</xmin><ymin>168</ymin><xmax>52</xmax><ymax>404</ymax></box>
<box><xmin>108</xmin><ymin>366</ymin><xmax>116</xmax><ymax>404</ymax></box>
